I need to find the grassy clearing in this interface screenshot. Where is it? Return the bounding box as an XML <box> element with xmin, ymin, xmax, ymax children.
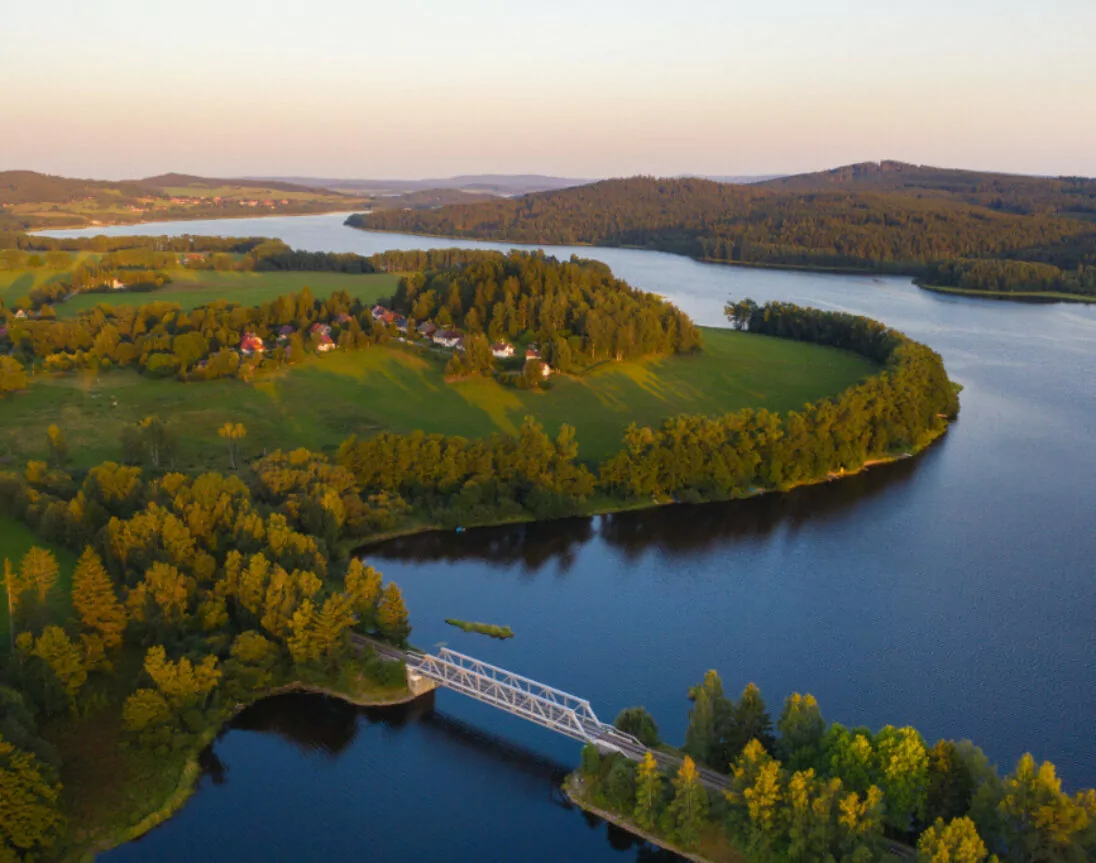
<box><xmin>0</xmin><ymin>515</ymin><xmax>78</xmax><ymax>640</ymax></box>
<box><xmin>445</xmin><ymin>619</ymin><xmax>515</xmax><ymax>639</ymax></box>
<box><xmin>0</xmin><ymin>328</ymin><xmax>877</xmax><ymax>471</ymax></box>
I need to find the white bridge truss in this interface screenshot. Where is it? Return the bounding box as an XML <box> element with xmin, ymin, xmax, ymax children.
<box><xmin>405</xmin><ymin>647</ymin><xmax>636</xmax><ymax>748</ymax></box>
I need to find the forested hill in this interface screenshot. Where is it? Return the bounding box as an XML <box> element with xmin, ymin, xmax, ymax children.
<box><xmin>0</xmin><ymin>170</ymin><xmax>363</xmax><ymax>232</ymax></box>
<box><xmin>757</xmin><ymin>160</ymin><xmax>1096</xmax><ymax>217</ymax></box>
<box><xmin>0</xmin><ymin>171</ymin><xmax>156</xmax><ymax>207</ymax></box>
<box><xmin>348</xmin><ymin>168</ymin><xmax>1096</xmax><ymax>298</ymax></box>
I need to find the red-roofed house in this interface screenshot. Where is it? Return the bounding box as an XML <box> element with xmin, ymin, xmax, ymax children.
<box><xmin>239</xmin><ymin>332</ymin><xmax>265</xmax><ymax>356</ymax></box>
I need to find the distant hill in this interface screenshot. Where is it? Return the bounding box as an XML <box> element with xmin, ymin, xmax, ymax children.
<box><xmin>758</xmin><ymin>160</ymin><xmax>1096</xmax><ymax>217</ymax></box>
<box><xmin>0</xmin><ymin>170</ymin><xmax>156</xmax><ymax>206</ymax></box>
<box><xmin>138</xmin><ymin>173</ymin><xmax>343</xmax><ymax>196</ymax></box>
<box><xmin>371</xmin><ymin>188</ymin><xmax>505</xmax><ymax>209</ymax></box>
<box><xmin>0</xmin><ymin>170</ymin><xmax>364</xmax><ymax>231</ymax></box>
<box><xmin>348</xmin><ymin>166</ymin><xmax>1096</xmax><ymax>298</ymax></box>
<box><xmin>259</xmin><ymin>174</ymin><xmax>590</xmax><ymax>197</ymax></box>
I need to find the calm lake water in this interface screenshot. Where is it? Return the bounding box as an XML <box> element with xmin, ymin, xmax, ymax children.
<box><xmin>45</xmin><ymin>214</ymin><xmax>1096</xmax><ymax>861</ymax></box>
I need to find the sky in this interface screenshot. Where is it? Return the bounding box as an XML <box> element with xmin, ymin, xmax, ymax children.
<box><xmin>3</xmin><ymin>0</ymin><xmax>1095</xmax><ymax>181</ymax></box>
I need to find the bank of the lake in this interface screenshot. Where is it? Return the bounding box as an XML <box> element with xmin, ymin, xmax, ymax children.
<box><xmin>915</xmin><ymin>281</ymin><xmax>1096</xmax><ymax>304</ymax></box>
<box><xmin>64</xmin><ymin>675</ymin><xmax>426</xmax><ymax>861</ymax></box>
<box><xmin>345</xmin><ymin>220</ymin><xmax>1096</xmax><ymax>307</ymax></box>
<box><xmin>563</xmin><ymin>773</ymin><xmax>740</xmax><ymax>863</ymax></box>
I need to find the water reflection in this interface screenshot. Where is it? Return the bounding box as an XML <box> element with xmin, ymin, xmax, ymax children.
<box><xmin>179</xmin><ymin>694</ymin><xmax>682</xmax><ymax>862</ymax></box>
<box><xmin>364</xmin><ymin>445</ymin><xmax>930</xmax><ymax>569</ymax></box>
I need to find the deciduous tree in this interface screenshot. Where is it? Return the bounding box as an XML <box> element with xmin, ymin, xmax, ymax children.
<box><xmin>376</xmin><ymin>582</ymin><xmax>410</xmax><ymax>645</ymax></box>
<box><xmin>634</xmin><ymin>750</ymin><xmax>663</xmax><ymax>831</ymax></box>
<box><xmin>670</xmin><ymin>755</ymin><xmax>709</xmax><ymax>848</ymax></box>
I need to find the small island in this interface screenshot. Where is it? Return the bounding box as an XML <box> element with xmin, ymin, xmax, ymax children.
<box><xmin>445</xmin><ymin>619</ymin><xmax>515</xmax><ymax>639</ymax></box>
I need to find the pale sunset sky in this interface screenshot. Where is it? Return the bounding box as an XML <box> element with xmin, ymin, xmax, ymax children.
<box><xmin>3</xmin><ymin>0</ymin><xmax>1094</xmax><ymax>180</ymax></box>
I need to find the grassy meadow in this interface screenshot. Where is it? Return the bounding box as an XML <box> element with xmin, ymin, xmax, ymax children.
<box><xmin>0</xmin><ymin>327</ymin><xmax>877</xmax><ymax>471</ymax></box>
<box><xmin>0</xmin><ymin>260</ymin><xmax>399</xmax><ymax>314</ymax></box>
<box><xmin>55</xmin><ymin>270</ymin><xmax>401</xmax><ymax>316</ymax></box>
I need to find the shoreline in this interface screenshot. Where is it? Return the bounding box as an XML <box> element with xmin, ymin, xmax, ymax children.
<box><xmin>353</xmin><ymin>425</ymin><xmax>947</xmax><ymax>554</ymax></box>
<box><xmin>562</xmin><ymin>775</ymin><xmax>730</xmax><ymax>863</ymax></box>
<box><xmin>81</xmin><ymin>678</ymin><xmax>427</xmax><ymax>859</ymax></box>
<box><xmin>344</xmin><ymin>221</ymin><xmax>1096</xmax><ymax>307</ymax></box>
<box><xmin>26</xmin><ymin>207</ymin><xmax>361</xmax><ymax>235</ymax></box>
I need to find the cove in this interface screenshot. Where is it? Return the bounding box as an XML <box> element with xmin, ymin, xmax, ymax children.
<box><xmin>43</xmin><ymin>214</ymin><xmax>1096</xmax><ymax>860</ymax></box>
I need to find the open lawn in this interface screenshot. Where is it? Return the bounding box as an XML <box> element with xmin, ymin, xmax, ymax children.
<box><xmin>0</xmin><ymin>252</ymin><xmax>97</xmax><ymax>304</ymax></box>
<box><xmin>54</xmin><ymin>270</ymin><xmax>401</xmax><ymax>316</ymax></box>
<box><xmin>0</xmin><ymin>328</ymin><xmax>878</xmax><ymax>472</ymax></box>
<box><xmin>0</xmin><ymin>515</ymin><xmax>77</xmax><ymax>640</ymax></box>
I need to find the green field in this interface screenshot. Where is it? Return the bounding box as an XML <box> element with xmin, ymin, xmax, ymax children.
<box><xmin>0</xmin><ymin>515</ymin><xmax>77</xmax><ymax>640</ymax></box>
<box><xmin>2</xmin><ymin>262</ymin><xmax>399</xmax><ymax>313</ymax></box>
<box><xmin>53</xmin><ymin>270</ymin><xmax>401</xmax><ymax>316</ymax></box>
<box><xmin>0</xmin><ymin>327</ymin><xmax>877</xmax><ymax>471</ymax></box>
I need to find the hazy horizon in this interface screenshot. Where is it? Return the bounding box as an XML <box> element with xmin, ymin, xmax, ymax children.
<box><xmin>4</xmin><ymin>0</ymin><xmax>1094</xmax><ymax>180</ymax></box>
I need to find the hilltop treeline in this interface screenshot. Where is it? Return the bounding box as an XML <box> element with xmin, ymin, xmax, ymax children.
<box><xmin>348</xmin><ymin>174</ymin><xmax>1096</xmax><ymax>297</ymax></box>
<box><xmin>388</xmin><ymin>251</ymin><xmax>701</xmax><ymax>368</ymax></box>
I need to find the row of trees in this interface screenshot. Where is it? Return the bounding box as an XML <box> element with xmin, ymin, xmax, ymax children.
<box><xmin>584</xmin><ymin>674</ymin><xmax>1095</xmax><ymax>861</ymax></box>
<box><xmin>598</xmin><ymin>301</ymin><xmax>958</xmax><ymax>501</ymax></box>
<box><xmin>349</xmin><ymin>177</ymin><xmax>1096</xmax><ymax>298</ymax></box>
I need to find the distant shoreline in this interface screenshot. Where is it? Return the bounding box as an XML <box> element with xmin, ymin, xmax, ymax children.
<box><xmin>344</xmin><ymin>219</ymin><xmax>1096</xmax><ymax>306</ymax></box>
<box><xmin>27</xmin><ymin>206</ymin><xmax>361</xmax><ymax>235</ymax></box>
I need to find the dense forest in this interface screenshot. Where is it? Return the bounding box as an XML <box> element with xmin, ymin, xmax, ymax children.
<box><xmin>0</xmin><ymin>451</ymin><xmax>412</xmax><ymax>859</ymax></box>
<box><xmin>348</xmin><ymin>165</ymin><xmax>1096</xmax><ymax>298</ymax></box>
<box><xmin>578</xmin><ymin>672</ymin><xmax>1095</xmax><ymax>861</ymax></box>
<box><xmin>387</xmin><ymin>251</ymin><xmax>701</xmax><ymax>369</ymax></box>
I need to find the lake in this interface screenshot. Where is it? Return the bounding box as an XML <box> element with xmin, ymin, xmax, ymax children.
<box><xmin>44</xmin><ymin>214</ymin><xmax>1096</xmax><ymax>861</ymax></box>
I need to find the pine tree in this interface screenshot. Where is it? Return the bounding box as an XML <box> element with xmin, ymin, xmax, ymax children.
<box><xmin>313</xmin><ymin>593</ymin><xmax>356</xmax><ymax>661</ymax></box>
<box><xmin>30</xmin><ymin>626</ymin><xmax>87</xmax><ymax>710</ymax></box>
<box><xmin>287</xmin><ymin>599</ymin><xmax>320</xmax><ymax>665</ymax></box>
<box><xmin>669</xmin><ymin>755</ymin><xmax>709</xmax><ymax>848</ymax></box>
<box><xmin>634</xmin><ymin>750</ymin><xmax>663</xmax><ymax>831</ymax></box>
<box><xmin>19</xmin><ymin>547</ymin><xmax>58</xmax><ymax>606</ymax></box>
<box><xmin>4</xmin><ymin>558</ymin><xmax>23</xmax><ymax>651</ymax></box>
<box><xmin>376</xmin><ymin>582</ymin><xmax>410</xmax><ymax>645</ymax></box>
<box><xmin>345</xmin><ymin>559</ymin><xmax>382</xmax><ymax>628</ymax></box>
<box><xmin>72</xmin><ymin>547</ymin><xmax>126</xmax><ymax>655</ymax></box>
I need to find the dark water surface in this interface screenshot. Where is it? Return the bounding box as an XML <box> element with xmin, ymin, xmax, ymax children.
<box><xmin>47</xmin><ymin>215</ymin><xmax>1096</xmax><ymax>861</ymax></box>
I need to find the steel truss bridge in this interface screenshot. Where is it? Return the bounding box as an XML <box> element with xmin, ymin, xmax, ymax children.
<box><xmin>353</xmin><ymin>635</ymin><xmax>913</xmax><ymax>857</ymax></box>
<box><xmin>353</xmin><ymin>635</ymin><xmax>729</xmax><ymax>787</ymax></box>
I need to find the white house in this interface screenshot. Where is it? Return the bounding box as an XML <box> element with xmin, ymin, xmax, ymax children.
<box><xmin>491</xmin><ymin>341</ymin><xmax>515</xmax><ymax>359</ymax></box>
<box><xmin>433</xmin><ymin>329</ymin><xmax>463</xmax><ymax>349</ymax></box>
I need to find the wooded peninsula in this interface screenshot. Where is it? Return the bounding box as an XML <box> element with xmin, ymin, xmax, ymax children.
<box><xmin>348</xmin><ymin>161</ymin><xmax>1096</xmax><ymax>302</ymax></box>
